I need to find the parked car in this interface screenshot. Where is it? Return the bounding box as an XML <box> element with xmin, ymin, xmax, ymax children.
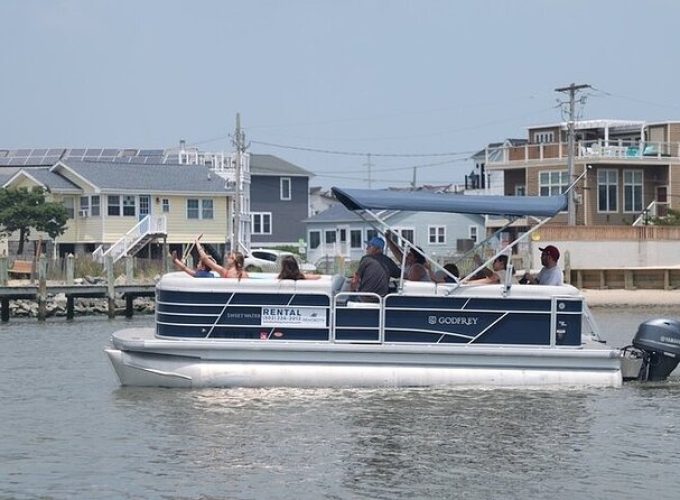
<box><xmin>244</xmin><ymin>249</ymin><xmax>316</xmax><ymax>273</ymax></box>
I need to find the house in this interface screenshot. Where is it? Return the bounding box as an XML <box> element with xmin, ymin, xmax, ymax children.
<box><xmin>304</xmin><ymin>195</ymin><xmax>485</xmax><ymax>268</ymax></box>
<box><xmin>483</xmin><ymin>119</ymin><xmax>680</xmax><ymax>225</ymax></box>
<box><xmin>467</xmin><ymin>139</ymin><xmax>527</xmax><ymax>195</ymax></box>
<box><xmin>249</xmin><ymin>154</ymin><xmax>314</xmax><ymax>248</ymax></box>
<box><xmin>2</xmin><ymin>159</ymin><xmax>234</xmax><ymax>257</ymax></box>
<box><xmin>0</xmin><ymin>147</ymin><xmax>315</xmax><ymax>256</ymax></box>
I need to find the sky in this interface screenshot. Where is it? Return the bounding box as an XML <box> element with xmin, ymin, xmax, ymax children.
<box><xmin>2</xmin><ymin>0</ymin><xmax>680</xmax><ymax>189</ymax></box>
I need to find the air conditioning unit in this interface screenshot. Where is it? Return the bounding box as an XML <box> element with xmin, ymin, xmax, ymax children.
<box><xmin>79</xmin><ymin>210</ymin><xmax>89</xmax><ymax>217</ymax></box>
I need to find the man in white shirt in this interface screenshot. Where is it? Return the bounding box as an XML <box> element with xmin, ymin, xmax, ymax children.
<box><xmin>522</xmin><ymin>245</ymin><xmax>563</xmax><ymax>286</ymax></box>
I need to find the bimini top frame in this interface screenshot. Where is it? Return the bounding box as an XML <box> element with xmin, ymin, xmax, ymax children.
<box><xmin>332</xmin><ymin>168</ymin><xmax>587</xmax><ymax>289</ymax></box>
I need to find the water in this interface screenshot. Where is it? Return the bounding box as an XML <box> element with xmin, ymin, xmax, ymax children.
<box><xmin>1</xmin><ymin>309</ymin><xmax>680</xmax><ymax>499</ymax></box>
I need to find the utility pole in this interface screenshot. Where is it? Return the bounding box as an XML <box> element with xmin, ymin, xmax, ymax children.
<box><xmin>411</xmin><ymin>166</ymin><xmax>417</xmax><ymax>189</ymax></box>
<box><xmin>231</xmin><ymin>113</ymin><xmax>246</xmax><ymax>252</ymax></box>
<box><xmin>555</xmin><ymin>82</ymin><xmax>590</xmax><ymax>225</ymax></box>
<box><xmin>363</xmin><ymin>153</ymin><xmax>373</xmax><ymax>188</ymax></box>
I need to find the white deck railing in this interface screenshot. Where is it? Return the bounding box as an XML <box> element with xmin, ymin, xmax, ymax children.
<box><xmin>486</xmin><ymin>140</ymin><xmax>679</xmax><ymax>165</ymax></box>
<box><xmin>632</xmin><ymin>201</ymin><xmax>670</xmax><ymax>226</ymax></box>
<box><xmin>94</xmin><ymin>215</ymin><xmax>167</xmax><ymax>263</ymax></box>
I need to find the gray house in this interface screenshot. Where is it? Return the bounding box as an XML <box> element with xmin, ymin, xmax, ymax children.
<box><xmin>304</xmin><ymin>202</ymin><xmax>485</xmax><ymax>268</ymax></box>
<box><xmin>249</xmin><ymin>154</ymin><xmax>313</xmax><ymax>247</ymax></box>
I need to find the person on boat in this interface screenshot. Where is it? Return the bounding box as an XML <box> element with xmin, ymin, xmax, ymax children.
<box><xmin>195</xmin><ymin>238</ymin><xmax>249</xmax><ymax>280</ymax></box>
<box><xmin>384</xmin><ymin>231</ymin><xmax>431</xmax><ymax>281</ymax></box>
<box><xmin>351</xmin><ymin>236</ymin><xmax>401</xmax><ymax>300</ymax></box>
<box><xmin>433</xmin><ymin>263</ymin><xmax>460</xmax><ymax>283</ymax></box>
<box><xmin>521</xmin><ymin>245</ymin><xmax>563</xmax><ymax>285</ymax></box>
<box><xmin>171</xmin><ymin>250</ymin><xmax>215</xmax><ymax>277</ymax></box>
<box><xmin>468</xmin><ymin>254</ymin><xmax>513</xmax><ymax>285</ymax></box>
<box><xmin>278</xmin><ymin>255</ymin><xmax>321</xmax><ymax>280</ymax></box>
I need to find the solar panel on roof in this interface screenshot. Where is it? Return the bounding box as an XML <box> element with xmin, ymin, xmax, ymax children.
<box><xmin>67</xmin><ymin>149</ymin><xmax>86</xmax><ymax>156</ymax></box>
<box><xmin>138</xmin><ymin>149</ymin><xmax>164</xmax><ymax>156</ymax></box>
<box><xmin>15</xmin><ymin>149</ymin><xmax>32</xmax><ymax>156</ymax></box>
<box><xmin>9</xmin><ymin>158</ymin><xmax>27</xmax><ymax>165</ymax></box>
<box><xmin>47</xmin><ymin>148</ymin><xmax>64</xmax><ymax>155</ymax></box>
<box><xmin>0</xmin><ymin>158</ymin><xmax>11</xmax><ymax>165</ymax></box>
<box><xmin>102</xmin><ymin>148</ymin><xmax>118</xmax><ymax>156</ymax></box>
<box><xmin>85</xmin><ymin>148</ymin><xmax>103</xmax><ymax>156</ymax></box>
<box><xmin>43</xmin><ymin>156</ymin><xmax>59</xmax><ymax>164</ymax></box>
<box><xmin>32</xmin><ymin>149</ymin><xmax>48</xmax><ymax>155</ymax></box>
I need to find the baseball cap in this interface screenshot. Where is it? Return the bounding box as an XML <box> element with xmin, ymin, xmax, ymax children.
<box><xmin>365</xmin><ymin>236</ymin><xmax>385</xmax><ymax>250</ymax></box>
<box><xmin>539</xmin><ymin>245</ymin><xmax>560</xmax><ymax>261</ymax></box>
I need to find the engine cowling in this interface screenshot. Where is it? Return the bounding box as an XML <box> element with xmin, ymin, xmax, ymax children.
<box><xmin>631</xmin><ymin>318</ymin><xmax>680</xmax><ymax>381</ymax></box>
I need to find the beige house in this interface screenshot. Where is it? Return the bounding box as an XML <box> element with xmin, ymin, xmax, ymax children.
<box><xmin>483</xmin><ymin>119</ymin><xmax>680</xmax><ymax>225</ymax></box>
<box><xmin>2</xmin><ymin>159</ymin><xmax>235</xmax><ymax>258</ymax></box>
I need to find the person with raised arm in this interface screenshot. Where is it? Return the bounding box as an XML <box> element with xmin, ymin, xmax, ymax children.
<box><xmin>195</xmin><ymin>236</ymin><xmax>249</xmax><ymax>280</ymax></box>
<box><xmin>170</xmin><ymin>250</ymin><xmax>214</xmax><ymax>278</ymax></box>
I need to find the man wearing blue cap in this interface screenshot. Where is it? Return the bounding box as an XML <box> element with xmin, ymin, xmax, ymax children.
<box><xmin>351</xmin><ymin>236</ymin><xmax>401</xmax><ymax>300</ymax></box>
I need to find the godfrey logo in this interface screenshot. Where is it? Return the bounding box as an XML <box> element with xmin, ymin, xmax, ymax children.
<box><xmin>428</xmin><ymin>315</ymin><xmax>479</xmax><ymax>326</ymax></box>
<box><xmin>261</xmin><ymin>307</ymin><xmax>326</xmax><ymax>328</ymax></box>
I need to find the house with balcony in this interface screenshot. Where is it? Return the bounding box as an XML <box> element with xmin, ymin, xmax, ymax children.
<box><xmin>2</xmin><ymin>159</ymin><xmax>233</xmax><ymax>259</ymax></box>
<box><xmin>483</xmin><ymin>119</ymin><xmax>680</xmax><ymax>225</ymax></box>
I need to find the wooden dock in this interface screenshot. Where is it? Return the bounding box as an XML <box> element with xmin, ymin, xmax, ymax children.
<box><xmin>0</xmin><ymin>284</ymin><xmax>155</xmax><ymax>322</ymax></box>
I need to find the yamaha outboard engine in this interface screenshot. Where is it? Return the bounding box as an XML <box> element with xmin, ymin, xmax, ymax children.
<box><xmin>627</xmin><ymin>319</ymin><xmax>680</xmax><ymax>381</ymax></box>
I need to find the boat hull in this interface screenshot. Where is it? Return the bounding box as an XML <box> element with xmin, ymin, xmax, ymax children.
<box><xmin>106</xmin><ymin>327</ymin><xmax>622</xmax><ymax>389</ymax></box>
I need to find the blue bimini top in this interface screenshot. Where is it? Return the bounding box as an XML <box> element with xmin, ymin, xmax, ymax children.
<box><xmin>331</xmin><ymin>187</ymin><xmax>567</xmax><ymax>218</ymax></box>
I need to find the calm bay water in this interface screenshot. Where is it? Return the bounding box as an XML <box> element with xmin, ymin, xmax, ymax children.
<box><xmin>1</xmin><ymin>308</ymin><xmax>680</xmax><ymax>499</ymax></box>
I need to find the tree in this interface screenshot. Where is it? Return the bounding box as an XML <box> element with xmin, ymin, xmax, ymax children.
<box><xmin>0</xmin><ymin>187</ymin><xmax>69</xmax><ymax>254</ymax></box>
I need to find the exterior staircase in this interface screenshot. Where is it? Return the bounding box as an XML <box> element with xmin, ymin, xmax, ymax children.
<box><xmin>93</xmin><ymin>215</ymin><xmax>167</xmax><ymax>263</ymax></box>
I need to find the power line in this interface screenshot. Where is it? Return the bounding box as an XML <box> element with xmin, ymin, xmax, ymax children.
<box><xmin>249</xmin><ymin>139</ymin><xmax>474</xmax><ymax>158</ymax></box>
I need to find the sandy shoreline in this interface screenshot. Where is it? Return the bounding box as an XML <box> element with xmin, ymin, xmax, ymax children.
<box><xmin>582</xmin><ymin>288</ymin><xmax>680</xmax><ymax>308</ymax></box>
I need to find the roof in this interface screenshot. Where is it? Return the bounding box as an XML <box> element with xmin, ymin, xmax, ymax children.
<box><xmin>250</xmin><ymin>154</ymin><xmax>313</xmax><ymax>177</ymax></box>
<box><xmin>5</xmin><ymin>167</ymin><xmax>81</xmax><ymax>191</ymax></box>
<box><xmin>332</xmin><ymin>187</ymin><xmax>567</xmax><ymax>218</ymax></box>
<box><xmin>528</xmin><ymin>119</ymin><xmax>645</xmax><ymax>131</ymax></box>
<box><xmin>304</xmin><ymin>203</ymin><xmax>366</xmax><ymax>223</ymax></box>
<box><xmin>52</xmin><ymin>160</ymin><xmax>232</xmax><ymax>193</ymax></box>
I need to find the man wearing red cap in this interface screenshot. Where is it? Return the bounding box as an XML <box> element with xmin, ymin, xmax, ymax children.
<box><xmin>522</xmin><ymin>245</ymin><xmax>563</xmax><ymax>285</ymax></box>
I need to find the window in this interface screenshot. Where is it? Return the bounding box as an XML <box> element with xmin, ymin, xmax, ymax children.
<box><xmin>107</xmin><ymin>195</ymin><xmax>120</xmax><ymax>216</ymax></box>
<box><xmin>533</xmin><ymin>131</ymin><xmax>554</xmax><ymax>143</ymax></box>
<box><xmin>187</xmin><ymin>199</ymin><xmax>199</xmax><ymax>219</ymax></box>
<box><xmin>123</xmin><ymin>195</ymin><xmax>136</xmax><ymax>216</ymax></box>
<box><xmin>280</xmin><ymin>177</ymin><xmax>291</xmax><ymax>200</ymax></box>
<box><xmin>469</xmin><ymin>226</ymin><xmax>478</xmax><ymax>242</ymax></box>
<box><xmin>397</xmin><ymin>228</ymin><xmax>415</xmax><ymax>243</ymax></box>
<box><xmin>623</xmin><ymin>170</ymin><xmax>643</xmax><ymax>213</ymax></box>
<box><xmin>350</xmin><ymin>229</ymin><xmax>362</xmax><ymax>248</ymax></box>
<box><xmin>91</xmin><ymin>196</ymin><xmax>100</xmax><ymax>216</ymax></box>
<box><xmin>429</xmin><ymin>225</ymin><xmax>446</xmax><ymax>244</ymax></box>
<box><xmin>598</xmin><ymin>169</ymin><xmax>618</xmax><ymax>212</ymax></box>
<box><xmin>80</xmin><ymin>196</ymin><xmax>89</xmax><ymax>214</ymax></box>
<box><xmin>309</xmin><ymin>231</ymin><xmax>321</xmax><ymax>249</ymax></box>
<box><xmin>366</xmin><ymin>229</ymin><xmax>378</xmax><ymax>241</ymax></box>
<box><xmin>201</xmin><ymin>199</ymin><xmax>214</xmax><ymax>219</ymax></box>
<box><xmin>252</xmin><ymin>212</ymin><xmax>272</xmax><ymax>234</ymax></box>
<box><xmin>63</xmin><ymin>197</ymin><xmax>75</xmax><ymax>219</ymax></box>
<box><xmin>162</xmin><ymin>198</ymin><xmax>170</xmax><ymax>213</ymax></box>
<box><xmin>539</xmin><ymin>171</ymin><xmax>569</xmax><ymax>196</ymax></box>
<box><xmin>325</xmin><ymin>230</ymin><xmax>336</xmax><ymax>244</ymax></box>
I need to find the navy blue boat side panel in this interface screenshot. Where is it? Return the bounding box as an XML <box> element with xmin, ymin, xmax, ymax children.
<box><xmin>156</xmin><ymin>303</ymin><xmax>224</xmax><ymax>315</ymax></box>
<box><xmin>336</xmin><ymin>308</ymin><xmax>381</xmax><ymax>327</ymax></box>
<box><xmin>158</xmin><ymin>289</ymin><xmax>234</xmax><ymax>304</ymax></box>
<box><xmin>385</xmin><ymin>309</ymin><xmax>501</xmax><ymax>338</ymax></box>
<box><xmin>157</xmin><ymin>313</ymin><xmax>218</xmax><ymax>325</ymax></box>
<box><xmin>386</xmin><ymin>296</ymin><xmax>468</xmax><ymax>309</ymax></box>
<box><xmin>556</xmin><ymin>300</ymin><xmax>582</xmax><ymax>313</ymax></box>
<box><xmin>230</xmin><ymin>293</ymin><xmax>329</xmax><ymax>306</ymax></box>
<box><xmin>476</xmin><ymin>314</ymin><xmax>550</xmax><ymax>344</ymax></box>
<box><xmin>557</xmin><ymin>313</ymin><xmax>581</xmax><ymax>345</ymax></box>
<box><xmin>464</xmin><ymin>298</ymin><xmax>551</xmax><ymax>312</ymax></box>
<box><xmin>385</xmin><ymin>330</ymin><xmax>469</xmax><ymax>343</ymax></box>
<box><xmin>336</xmin><ymin>330</ymin><xmax>380</xmax><ymax>341</ymax></box>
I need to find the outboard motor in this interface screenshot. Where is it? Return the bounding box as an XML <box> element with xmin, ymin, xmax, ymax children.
<box><xmin>627</xmin><ymin>319</ymin><xmax>680</xmax><ymax>382</ymax></box>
